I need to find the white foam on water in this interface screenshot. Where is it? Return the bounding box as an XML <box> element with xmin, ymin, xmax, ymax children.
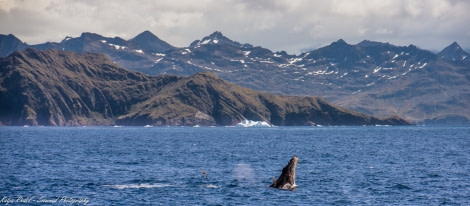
<box><xmin>105</xmin><ymin>183</ymin><xmax>173</xmax><ymax>189</ymax></box>
<box><xmin>236</xmin><ymin>120</ymin><xmax>271</xmax><ymax>127</ymax></box>
<box><xmin>205</xmin><ymin>184</ymin><xmax>219</xmax><ymax>189</ymax></box>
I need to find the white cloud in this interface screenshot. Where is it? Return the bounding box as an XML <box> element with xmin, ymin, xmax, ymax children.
<box><xmin>0</xmin><ymin>0</ymin><xmax>469</xmax><ymax>54</ymax></box>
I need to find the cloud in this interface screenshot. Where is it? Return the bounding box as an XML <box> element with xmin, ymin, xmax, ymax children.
<box><xmin>1</xmin><ymin>0</ymin><xmax>469</xmax><ymax>53</ymax></box>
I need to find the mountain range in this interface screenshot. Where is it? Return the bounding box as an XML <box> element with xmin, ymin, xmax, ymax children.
<box><xmin>1</xmin><ymin>31</ymin><xmax>469</xmax><ymax>125</ymax></box>
<box><xmin>0</xmin><ymin>48</ymin><xmax>409</xmax><ymax>126</ymax></box>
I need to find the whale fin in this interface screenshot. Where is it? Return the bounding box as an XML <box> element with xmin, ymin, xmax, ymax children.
<box><xmin>270</xmin><ymin>155</ymin><xmax>298</xmax><ymax>190</ymax></box>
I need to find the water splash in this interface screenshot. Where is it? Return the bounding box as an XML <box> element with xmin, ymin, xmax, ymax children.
<box><xmin>232</xmin><ymin>163</ymin><xmax>254</xmax><ymax>182</ymax></box>
<box><xmin>105</xmin><ymin>183</ymin><xmax>173</xmax><ymax>189</ymax></box>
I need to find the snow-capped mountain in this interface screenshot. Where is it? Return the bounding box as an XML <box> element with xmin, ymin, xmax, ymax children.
<box><xmin>0</xmin><ymin>31</ymin><xmax>174</xmax><ymax>71</ymax></box>
<box><xmin>146</xmin><ymin>33</ymin><xmax>469</xmax><ymax>125</ymax></box>
<box><xmin>1</xmin><ymin>31</ymin><xmax>469</xmax><ymax>125</ymax></box>
<box><xmin>189</xmin><ymin>31</ymin><xmax>254</xmax><ymax>49</ymax></box>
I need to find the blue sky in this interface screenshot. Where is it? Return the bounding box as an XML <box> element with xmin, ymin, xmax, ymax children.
<box><xmin>1</xmin><ymin>0</ymin><xmax>469</xmax><ymax>54</ymax></box>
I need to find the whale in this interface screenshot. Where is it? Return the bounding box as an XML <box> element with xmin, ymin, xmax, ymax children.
<box><xmin>270</xmin><ymin>155</ymin><xmax>298</xmax><ymax>190</ymax></box>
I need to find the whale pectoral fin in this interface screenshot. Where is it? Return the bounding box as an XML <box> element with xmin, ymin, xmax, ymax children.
<box><xmin>270</xmin><ymin>176</ymin><xmax>277</xmax><ymax>187</ymax></box>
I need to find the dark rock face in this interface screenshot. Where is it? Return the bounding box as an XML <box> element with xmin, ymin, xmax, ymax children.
<box><xmin>0</xmin><ymin>49</ymin><xmax>410</xmax><ymax>126</ymax></box>
<box><xmin>270</xmin><ymin>156</ymin><xmax>298</xmax><ymax>190</ymax></box>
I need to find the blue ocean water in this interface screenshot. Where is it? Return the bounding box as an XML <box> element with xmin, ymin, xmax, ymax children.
<box><xmin>1</xmin><ymin>126</ymin><xmax>469</xmax><ymax>205</ymax></box>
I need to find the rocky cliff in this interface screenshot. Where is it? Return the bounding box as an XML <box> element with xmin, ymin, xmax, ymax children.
<box><xmin>0</xmin><ymin>49</ymin><xmax>410</xmax><ymax>126</ymax></box>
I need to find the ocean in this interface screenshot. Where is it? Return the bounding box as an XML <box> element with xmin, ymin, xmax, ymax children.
<box><xmin>1</xmin><ymin>126</ymin><xmax>469</xmax><ymax>205</ymax></box>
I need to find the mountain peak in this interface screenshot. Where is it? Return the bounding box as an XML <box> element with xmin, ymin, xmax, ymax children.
<box><xmin>132</xmin><ymin>30</ymin><xmax>158</xmax><ymax>40</ymax></box>
<box><xmin>336</xmin><ymin>39</ymin><xmax>347</xmax><ymax>44</ymax></box>
<box><xmin>200</xmin><ymin>31</ymin><xmax>232</xmax><ymax>45</ymax></box>
<box><xmin>329</xmin><ymin>39</ymin><xmax>351</xmax><ymax>48</ymax></box>
<box><xmin>208</xmin><ymin>31</ymin><xmax>224</xmax><ymax>38</ymax></box>
<box><xmin>447</xmin><ymin>41</ymin><xmax>462</xmax><ymax>50</ymax></box>
<box><xmin>129</xmin><ymin>30</ymin><xmax>174</xmax><ymax>53</ymax></box>
<box><xmin>1</xmin><ymin>34</ymin><xmax>21</xmax><ymax>41</ymax></box>
<box><xmin>0</xmin><ymin>34</ymin><xmax>27</xmax><ymax>56</ymax></box>
<box><xmin>438</xmin><ymin>41</ymin><xmax>469</xmax><ymax>61</ymax></box>
<box><xmin>450</xmin><ymin>41</ymin><xmax>460</xmax><ymax>46</ymax></box>
<box><xmin>357</xmin><ymin>40</ymin><xmax>390</xmax><ymax>47</ymax></box>
<box><xmin>190</xmin><ymin>31</ymin><xmax>253</xmax><ymax>48</ymax></box>
<box><xmin>79</xmin><ymin>32</ymin><xmax>103</xmax><ymax>40</ymax></box>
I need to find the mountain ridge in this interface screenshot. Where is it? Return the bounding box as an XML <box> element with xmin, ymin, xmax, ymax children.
<box><xmin>0</xmin><ymin>31</ymin><xmax>469</xmax><ymax>125</ymax></box>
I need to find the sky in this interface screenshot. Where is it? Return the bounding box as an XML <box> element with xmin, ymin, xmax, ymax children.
<box><xmin>1</xmin><ymin>0</ymin><xmax>469</xmax><ymax>54</ymax></box>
